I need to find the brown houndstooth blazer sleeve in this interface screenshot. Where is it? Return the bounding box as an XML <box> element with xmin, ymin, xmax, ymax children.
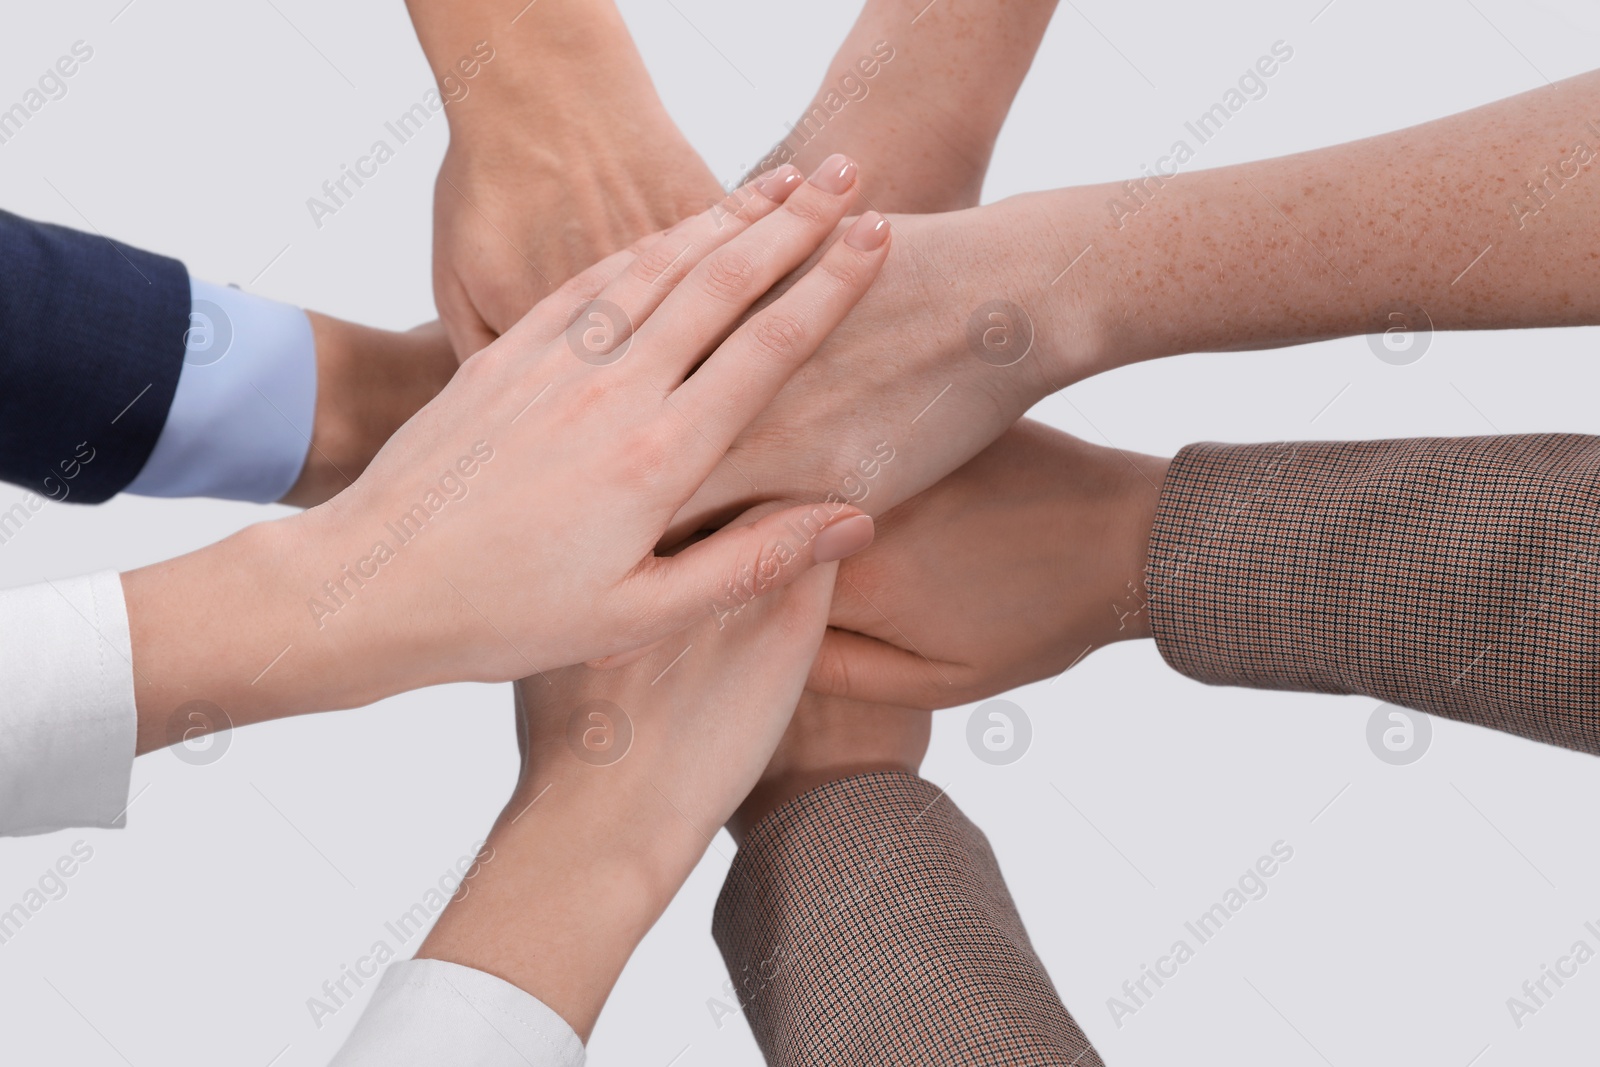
<box><xmin>1146</xmin><ymin>434</ymin><xmax>1600</xmax><ymax>753</ymax></box>
<box><xmin>712</xmin><ymin>772</ymin><xmax>1102</xmax><ymax>1066</ymax></box>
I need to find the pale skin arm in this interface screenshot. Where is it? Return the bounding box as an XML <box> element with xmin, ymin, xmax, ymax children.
<box><xmin>1026</xmin><ymin>67</ymin><xmax>1600</xmax><ymax>376</ymax></box>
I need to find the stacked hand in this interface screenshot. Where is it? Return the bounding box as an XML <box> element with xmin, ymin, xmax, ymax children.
<box><xmin>430</xmin><ymin>78</ymin><xmax>722</xmax><ymax>358</ymax></box>
<box><xmin>813</xmin><ymin>419</ymin><xmax>1167</xmax><ymax>710</ymax></box>
<box><xmin>101</xmin><ymin>0</ymin><xmax>1600</xmax><ymax>1058</ymax></box>
<box><xmin>411</xmin><ymin>0</ymin><xmax>725</xmax><ymax>359</ymax></box>
<box><xmin>417</xmin><ymin>514</ymin><xmax>840</xmax><ymax>1038</ymax></box>
<box><xmin>126</xmin><ymin>162</ymin><xmax>890</xmax><ymax>748</ymax></box>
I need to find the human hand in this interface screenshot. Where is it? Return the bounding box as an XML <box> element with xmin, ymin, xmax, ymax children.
<box><xmin>125</xmin><ymin>159</ymin><xmax>889</xmax><ymax>749</ymax></box>
<box><xmin>808</xmin><ymin>419</ymin><xmax>1169</xmax><ymax>710</ymax></box>
<box><xmin>432</xmin><ymin>117</ymin><xmax>721</xmax><ymax>359</ymax></box>
<box><xmin>416</xmin><ymin>531</ymin><xmax>839</xmax><ymax>1038</ymax></box>
<box><xmin>277</xmin><ymin>317</ymin><xmax>457</xmax><ymax>508</ymax></box>
<box><xmin>413</xmin><ymin>0</ymin><xmax>723</xmax><ymax>358</ymax></box>
<box><xmin>668</xmin><ymin>0</ymin><xmax>1072</xmax><ymax>533</ymax></box>
<box><xmin>664</xmin><ymin>201</ymin><xmax>1102</xmax><ymax>540</ymax></box>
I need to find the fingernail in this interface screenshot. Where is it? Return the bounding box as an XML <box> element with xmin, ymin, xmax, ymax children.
<box><xmin>843</xmin><ymin>211</ymin><xmax>890</xmax><ymax>252</ymax></box>
<box><xmin>753</xmin><ymin>165</ymin><xmax>802</xmax><ymax>201</ymax></box>
<box><xmin>813</xmin><ymin>514</ymin><xmax>875</xmax><ymax>563</ymax></box>
<box><xmin>809</xmin><ymin>153</ymin><xmax>858</xmax><ymax>195</ymax></box>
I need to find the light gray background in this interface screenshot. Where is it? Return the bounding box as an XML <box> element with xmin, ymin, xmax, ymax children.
<box><xmin>2</xmin><ymin>0</ymin><xmax>1598</xmax><ymax>1064</ymax></box>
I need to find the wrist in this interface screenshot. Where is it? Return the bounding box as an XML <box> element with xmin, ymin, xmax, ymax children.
<box><xmin>549</xmin><ymin>773</ymin><xmax>697</xmax><ymax>897</ymax></box>
<box><xmin>1102</xmin><ymin>452</ymin><xmax>1169</xmax><ymax>645</ymax></box>
<box><xmin>988</xmin><ymin>189</ymin><xmax>1123</xmax><ymax>393</ymax></box>
<box><xmin>539</xmin><ymin>753</ymin><xmax>714</xmax><ymax>887</ymax></box>
<box><xmin>125</xmin><ymin>519</ymin><xmax>319</xmax><ymax>752</ymax></box>
<box><xmin>430</xmin><ymin>6</ymin><xmax>654</xmax><ymax>146</ymax></box>
<box><xmin>762</xmin><ymin>31</ymin><xmax>987</xmax><ymax>213</ymax></box>
<box><xmin>729</xmin><ymin>699</ymin><xmax>930</xmax><ymax>845</ymax></box>
<box><xmin>420</xmin><ymin>776</ymin><xmax>697</xmax><ymax>1038</ymax></box>
<box><xmin>279</xmin><ymin>316</ymin><xmax>456</xmax><ymax>509</ymax></box>
<box><xmin>126</xmin><ymin>510</ymin><xmax>429</xmax><ymax>754</ymax></box>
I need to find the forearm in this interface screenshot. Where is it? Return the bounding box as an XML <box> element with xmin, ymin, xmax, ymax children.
<box><xmin>1020</xmin><ymin>68</ymin><xmax>1600</xmax><ymax>378</ymax></box>
<box><xmin>418</xmin><ymin>0</ymin><xmax>720</xmax><ymax>350</ymax></box>
<box><xmin>122</xmin><ymin>510</ymin><xmax>431</xmax><ymax>755</ymax></box>
<box><xmin>760</xmin><ymin>0</ymin><xmax>1059</xmax><ymax>212</ymax></box>
<box><xmin>1147</xmin><ymin>434</ymin><xmax>1600</xmax><ymax>753</ymax></box>
<box><xmin>405</xmin><ymin>0</ymin><xmax>661</xmax><ymax>146</ymax></box>
<box><xmin>716</xmin><ymin>772</ymin><xmax>1103</xmax><ymax>1065</ymax></box>
<box><xmin>416</xmin><ymin>773</ymin><xmax>695</xmax><ymax>1040</ymax></box>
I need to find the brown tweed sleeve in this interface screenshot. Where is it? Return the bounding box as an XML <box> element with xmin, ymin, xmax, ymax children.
<box><xmin>712</xmin><ymin>772</ymin><xmax>1102</xmax><ymax>1066</ymax></box>
<box><xmin>1146</xmin><ymin>434</ymin><xmax>1600</xmax><ymax>754</ymax></box>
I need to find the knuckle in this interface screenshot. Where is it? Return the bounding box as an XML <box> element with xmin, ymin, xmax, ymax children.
<box><xmin>780</xmin><ymin>192</ymin><xmax>831</xmax><ymax>229</ymax></box>
<box><xmin>563</xmin><ymin>374</ymin><xmax>614</xmax><ymax>418</ymax></box>
<box><xmin>456</xmin><ymin>340</ymin><xmax>512</xmax><ymax>387</ymax></box>
<box><xmin>817</xmin><ymin>251</ymin><xmax>868</xmax><ymax>293</ymax></box>
<box><xmin>745</xmin><ymin>537</ymin><xmax>784</xmax><ymax>594</ymax></box>
<box><xmin>700</xmin><ymin>248</ymin><xmax>760</xmax><ymax>302</ymax></box>
<box><xmin>618</xmin><ymin>422</ymin><xmax>679</xmax><ymax>488</ymax></box>
<box><xmin>560</xmin><ymin>261</ymin><xmax>614</xmax><ymax>304</ymax></box>
<box><xmin>630</xmin><ymin>238</ymin><xmax>690</xmax><ymax>287</ymax></box>
<box><xmin>748</xmin><ymin>312</ymin><xmax>811</xmax><ymax>363</ymax></box>
<box><xmin>713</xmin><ymin>189</ymin><xmax>761</xmax><ymax>229</ymax></box>
<box><xmin>612</xmin><ymin>586</ymin><xmax>669</xmax><ymax>648</ymax></box>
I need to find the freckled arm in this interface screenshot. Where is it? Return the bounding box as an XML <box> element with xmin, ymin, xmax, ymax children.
<box><xmin>1014</xmin><ymin>68</ymin><xmax>1600</xmax><ymax>375</ymax></box>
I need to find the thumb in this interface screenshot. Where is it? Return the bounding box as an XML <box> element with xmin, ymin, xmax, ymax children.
<box><xmin>641</xmin><ymin>505</ymin><xmax>876</xmax><ymax>634</ymax></box>
<box><xmin>808</xmin><ymin>627</ymin><xmax>956</xmax><ymax>710</ymax></box>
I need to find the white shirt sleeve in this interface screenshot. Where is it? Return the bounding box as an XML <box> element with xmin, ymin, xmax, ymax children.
<box><xmin>123</xmin><ymin>277</ymin><xmax>317</xmax><ymax>504</ymax></box>
<box><xmin>0</xmin><ymin>572</ymin><xmax>136</xmax><ymax>837</ymax></box>
<box><xmin>329</xmin><ymin>959</ymin><xmax>585</xmax><ymax>1067</ymax></box>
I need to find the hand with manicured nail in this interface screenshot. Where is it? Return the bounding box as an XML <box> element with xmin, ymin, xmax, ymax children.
<box><xmin>414</xmin><ymin>523</ymin><xmax>839</xmax><ymax>1040</ymax></box>
<box><xmin>663</xmin><ymin>205</ymin><xmax>1077</xmax><ymax>544</ymax></box>
<box><xmin>121</xmin><ymin>160</ymin><xmax>890</xmax><ymax>753</ymax></box>
<box><xmin>677</xmin><ymin>71</ymin><xmax>1600</xmax><ymax>551</ymax></box>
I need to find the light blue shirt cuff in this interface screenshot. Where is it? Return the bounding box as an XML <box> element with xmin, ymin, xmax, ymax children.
<box><xmin>124</xmin><ymin>277</ymin><xmax>316</xmax><ymax>503</ymax></box>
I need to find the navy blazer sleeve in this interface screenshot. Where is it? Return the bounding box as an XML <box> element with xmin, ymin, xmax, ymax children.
<box><xmin>0</xmin><ymin>209</ymin><xmax>189</xmax><ymax>504</ymax></box>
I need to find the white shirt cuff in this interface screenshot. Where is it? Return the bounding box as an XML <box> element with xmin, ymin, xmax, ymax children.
<box><xmin>329</xmin><ymin>959</ymin><xmax>585</xmax><ymax>1067</ymax></box>
<box><xmin>0</xmin><ymin>572</ymin><xmax>136</xmax><ymax>837</ymax></box>
<box><xmin>124</xmin><ymin>277</ymin><xmax>316</xmax><ymax>503</ymax></box>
